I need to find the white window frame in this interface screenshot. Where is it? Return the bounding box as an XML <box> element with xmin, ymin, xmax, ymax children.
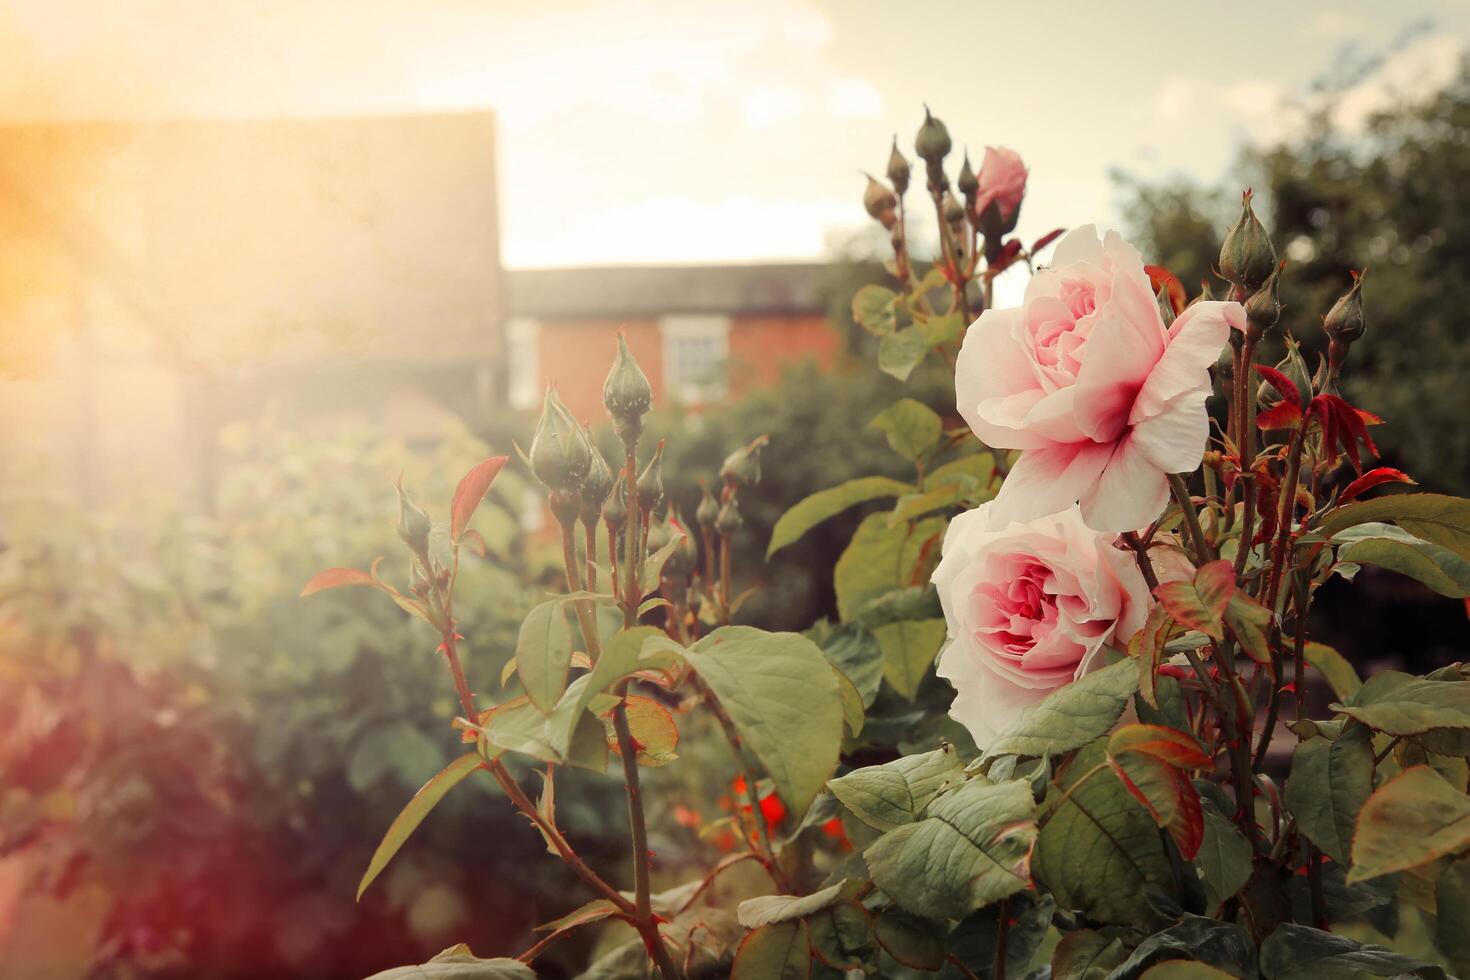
<box><xmin>506</xmin><ymin>317</ymin><xmax>540</xmax><ymax>410</ymax></box>
<box><xmin>660</xmin><ymin>314</ymin><xmax>730</xmax><ymax>404</ymax></box>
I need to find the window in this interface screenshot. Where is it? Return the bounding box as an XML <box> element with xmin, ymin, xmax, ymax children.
<box><xmin>506</xmin><ymin>317</ymin><xmax>540</xmax><ymax>410</ymax></box>
<box><xmin>661</xmin><ymin>315</ymin><xmax>730</xmax><ymax>404</ymax></box>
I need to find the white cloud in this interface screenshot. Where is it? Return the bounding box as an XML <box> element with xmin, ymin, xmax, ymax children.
<box><xmin>504</xmin><ymin>194</ymin><xmax>858</xmax><ymax>267</ymax></box>
<box><xmin>827</xmin><ymin>76</ymin><xmax>883</xmax><ymax>119</ymax></box>
<box><xmin>740</xmin><ymin>83</ymin><xmax>805</xmax><ymax>128</ymax></box>
<box><xmin>1331</xmin><ymin>35</ymin><xmax>1464</xmax><ymax>130</ymax></box>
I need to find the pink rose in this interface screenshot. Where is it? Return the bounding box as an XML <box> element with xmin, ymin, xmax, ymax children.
<box><xmin>974</xmin><ymin>147</ymin><xmax>1027</xmax><ymax>230</ymax></box>
<box><xmin>956</xmin><ymin>226</ymin><xmax>1244</xmax><ymax>532</ymax></box>
<box><xmin>932</xmin><ymin>503</ymin><xmax>1151</xmax><ymax>747</ymax></box>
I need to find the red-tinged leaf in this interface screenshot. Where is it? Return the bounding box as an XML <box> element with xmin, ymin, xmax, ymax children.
<box><xmin>534</xmin><ymin>898</ymin><xmax>626</xmax><ymax>935</ymax></box>
<box><xmin>1253</xmin><ymin>363</ymin><xmax>1301</xmax><ymax>408</ymax></box>
<box><xmin>459</xmin><ymin>527</ymin><xmax>489</xmax><ymax>558</ymax></box>
<box><xmin>1127</xmin><ymin>604</ymin><xmax>1175</xmax><ymax>709</ymax></box>
<box><xmin>451</xmin><ymin>456</ymin><xmax>509</xmax><ymax>541</ymax></box>
<box><xmin>301</xmin><ymin>567</ymin><xmax>374</xmax><ymax>597</ymax></box>
<box><xmin>1031</xmin><ymin>227</ymin><xmax>1066</xmax><ymax>256</ymax></box>
<box><xmin>1110</xmin><ymin>752</ymin><xmax>1205</xmax><ymax>860</ymax></box>
<box><xmin>990</xmin><ymin>239</ymin><xmax>1024</xmax><ymax>274</ymax></box>
<box><xmin>358</xmin><ymin>753</ymin><xmax>482</xmax><ymax>899</ymax></box>
<box><xmin>1256</xmin><ymin>401</ymin><xmax>1302</xmax><ymax>431</ymax></box>
<box><xmin>1144</xmin><ymin>264</ymin><xmax>1186</xmax><ymax>315</ymax></box>
<box><xmin>1108</xmin><ymin>723</ymin><xmax>1212</xmax><ymax>770</ymax></box>
<box><xmin>605</xmin><ymin>696</ymin><xmax>679</xmax><ymax>767</ymax></box>
<box><xmin>1224</xmin><ymin>592</ymin><xmax>1273</xmax><ymax>665</ymax></box>
<box><xmin>1341</xmin><ymin>467</ymin><xmax>1416</xmax><ymax>502</ymax></box>
<box><xmin>1153</xmin><ymin>560</ymin><xmax>1236</xmax><ymax>639</ymax></box>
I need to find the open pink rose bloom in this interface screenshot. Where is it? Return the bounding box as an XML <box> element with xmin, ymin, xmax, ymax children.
<box><xmin>932</xmin><ymin>503</ymin><xmax>1152</xmax><ymax>747</ymax></box>
<box><xmin>956</xmin><ymin>226</ymin><xmax>1244</xmax><ymax>532</ymax></box>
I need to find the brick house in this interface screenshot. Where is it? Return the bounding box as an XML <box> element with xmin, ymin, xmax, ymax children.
<box><xmin>504</xmin><ymin>263</ymin><xmax>843</xmax><ymax>423</ymax></box>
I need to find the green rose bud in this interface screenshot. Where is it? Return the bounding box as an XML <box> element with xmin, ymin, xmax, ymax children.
<box><xmin>714</xmin><ymin>494</ymin><xmax>743</xmax><ymax>536</ymax></box>
<box><xmin>1257</xmin><ymin>338</ymin><xmax>1313</xmax><ymax>411</ymax></box>
<box><xmin>695</xmin><ymin>480</ymin><xmax>719</xmax><ymax>529</ymax></box>
<box><xmin>957</xmin><ymin>151</ymin><xmax>978</xmax><ymax>202</ymax></box>
<box><xmin>637</xmin><ymin>440</ymin><xmax>665</xmax><ymax>514</ymax></box>
<box><xmin>1322</xmin><ymin>270</ymin><xmax>1366</xmax><ymax>344</ymax></box>
<box><xmin>530</xmin><ymin>387</ymin><xmax>592</xmax><ymax>492</ymax></box>
<box><xmin>579</xmin><ymin>432</ymin><xmax>614</xmax><ymax>527</ymax></box>
<box><xmin>914</xmin><ymin>105</ymin><xmax>951</xmax><ymax>163</ymax></box>
<box><xmin>603</xmin><ymin>333</ymin><xmax>653</xmax><ymax>447</ymax></box>
<box><xmin>1244</xmin><ymin>261</ymin><xmax>1283</xmax><ymax>340</ymax></box>
<box><xmin>886</xmin><ymin>136</ymin><xmax>910</xmax><ymax>197</ymax></box>
<box><xmin>719</xmin><ymin>435</ymin><xmax>768</xmax><ymax>488</ymax></box>
<box><xmin>602</xmin><ymin>480</ymin><xmax>627</xmax><ymax>531</ymax></box>
<box><xmin>396</xmin><ymin>478</ymin><xmax>433</xmax><ymax>555</ymax></box>
<box><xmin>862</xmin><ymin>173</ymin><xmax>898</xmax><ymax>229</ymax></box>
<box><xmin>1219</xmin><ymin>189</ymin><xmax>1276</xmax><ymax>294</ymax></box>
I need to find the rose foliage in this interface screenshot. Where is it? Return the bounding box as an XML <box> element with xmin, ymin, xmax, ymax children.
<box><xmin>312</xmin><ymin>108</ymin><xmax>1470</xmax><ymax>978</ymax></box>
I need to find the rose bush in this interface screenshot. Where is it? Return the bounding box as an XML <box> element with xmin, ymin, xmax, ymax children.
<box><xmin>312</xmin><ymin>107</ymin><xmax>1470</xmax><ymax>979</ymax></box>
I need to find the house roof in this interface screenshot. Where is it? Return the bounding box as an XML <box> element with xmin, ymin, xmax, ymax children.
<box><xmin>505</xmin><ymin>262</ymin><xmax>834</xmax><ymax>319</ymax></box>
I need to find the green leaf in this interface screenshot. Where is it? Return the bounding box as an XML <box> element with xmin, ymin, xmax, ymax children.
<box><xmin>767</xmin><ymin>477</ymin><xmax>913</xmax><ymax>558</ymax></box>
<box><xmin>1140</xmin><ymin>963</ymin><xmax>1238</xmax><ymax>979</ymax></box>
<box><xmin>1107</xmin><ymin>725</ymin><xmax>1210</xmax><ymax>860</ymax></box>
<box><xmin>731</xmin><ymin>920</ymin><xmax>811</xmax><ymax>980</ymax></box>
<box><xmin>1034</xmin><ymin>741</ymin><xmax>1174</xmax><ymax>927</ymax></box>
<box><xmin>1332</xmin><ymin>670</ymin><xmax>1470</xmax><ymax>735</ymax></box>
<box><xmin>1108</xmin><ymin>916</ymin><xmax>1255</xmax><ymax>980</ymax></box>
<box><xmin>365</xmin><ymin>944</ymin><xmax>536</xmax><ymax>980</ymax></box>
<box><xmin>1223</xmin><ymin>591</ymin><xmax>1273</xmax><ymax>664</ymax></box>
<box><xmin>1050</xmin><ymin>929</ymin><xmax>1127</xmax><ymax>980</ymax></box>
<box><xmin>983</xmin><ymin>658</ymin><xmax>1139</xmax><ymax>761</ymax></box>
<box><xmin>1258</xmin><ymin>923</ymin><xmax>1445</xmax><ymax>979</ymax></box>
<box><xmin>534</xmin><ymin>899</ymin><xmax>624</xmax><ymax>935</ymax></box>
<box><xmin>641</xmin><ymin>529</ymin><xmax>687</xmax><ymax>596</ymax></box>
<box><xmin>1335</xmin><ymin>523</ymin><xmax>1470</xmax><ymax>597</ymax></box>
<box><xmin>807</xmin><ymin>901</ymin><xmax>873</xmax><ymax>971</ymax></box>
<box><xmin>877</xmin><ymin>327</ymin><xmax>928</xmax><ymax>381</ymax></box>
<box><xmin>919</xmin><ymin>311</ymin><xmax>965</xmax><ymax>347</ymax></box>
<box><xmin>875</xmin><ymin>619</ymin><xmax>947</xmax><ymax>700</ymax></box>
<box><xmin>852</xmin><ymin>283</ymin><xmax>898</xmax><ymax>336</ymax></box>
<box><xmin>887</xmin><ymin>482</ymin><xmax>972</xmax><ymax>526</ymax></box>
<box><xmin>516</xmin><ymin>599</ymin><xmax>575</xmax><ymax>714</ymax></box>
<box><xmin>834</xmin><ymin>514</ymin><xmax>943</xmax><ymax>621</ymax></box>
<box><xmin>1320</xmin><ymin>491</ymin><xmax>1470</xmax><ymax>558</ymax></box>
<box><xmin>1350</xmin><ymin>764</ymin><xmax>1470</xmax><ymax>882</ymax></box>
<box><xmin>828</xmin><ymin>743</ymin><xmax>964</xmax><ymax>832</ymax></box>
<box><xmin>1152</xmin><ymin>560</ymin><xmax>1235</xmax><ymax>639</ymax></box>
<box><xmin>483</xmin><ymin>695</ymin><xmax>608</xmax><ymax>772</ymax></box>
<box><xmin>872</xmin><ymin>908</ymin><xmax>946</xmax><ymax>971</ymax></box>
<box><xmin>685</xmin><ymin>627</ymin><xmax>843</xmax><ymax>817</ymax></box>
<box><xmin>853</xmin><ymin>585</ymin><xmax>943</xmax><ymax>630</ymax></box>
<box><xmin>927</xmin><ymin>451</ymin><xmax>997</xmax><ymax>493</ymax></box>
<box><xmin>813</xmin><ymin>622</ymin><xmax>883</xmax><ymax>708</ymax></box>
<box><xmin>1435</xmin><ymin>858</ymin><xmax>1470</xmax><ymax>975</ymax></box>
<box><xmin>358</xmin><ymin>753</ymin><xmax>480</xmax><ymax>900</ymax></box>
<box><xmin>945</xmin><ymin>891</ymin><xmax>1055</xmax><ymax>979</ymax></box>
<box><xmin>1285</xmin><ymin>721</ymin><xmax>1374</xmax><ymax>863</ymax></box>
<box><xmin>545</xmin><ymin>626</ymin><xmax>673</xmax><ymax>757</ymax></box>
<box><xmin>1197</xmin><ymin>797</ymin><xmax>1253</xmax><ymax>905</ymax></box>
<box><xmin>864</xmin><ymin>777</ymin><xmax>1037</xmax><ymax>919</ymax></box>
<box><xmin>737</xmin><ymin>879</ymin><xmax>856</xmax><ymax>928</ymax></box>
<box><xmin>1303</xmin><ymin>641</ymin><xmax>1361</xmax><ymax>700</ymax></box>
<box><xmin>869</xmin><ymin>398</ymin><xmax>942</xmax><ymax>461</ymax></box>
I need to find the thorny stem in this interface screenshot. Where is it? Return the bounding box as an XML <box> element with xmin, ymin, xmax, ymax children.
<box><xmin>609</xmin><ymin>441</ymin><xmax>681</xmax><ymax>980</ymax></box>
<box><xmin>994</xmin><ymin>897</ymin><xmax>1010</xmax><ymax>980</ymax></box>
<box><xmin>693</xmin><ymin>674</ymin><xmax>787</xmax><ymax>889</ymax></box>
<box><xmin>947</xmin><ymin>954</ymin><xmax>982</xmax><ymax>980</ymax></box>
<box><xmin>1168</xmin><ymin>472</ymin><xmax>1212</xmax><ymax>565</ymax></box>
<box><xmin>584</xmin><ymin>522</ymin><xmax>599</xmax><ymax>593</ymax></box>
<box><xmin>1264</xmin><ymin>425</ymin><xmax>1308</xmax><ymax>616</ymax></box>
<box><xmin>718</xmin><ymin>530</ymin><xmax>733</xmax><ymax>624</ymax></box>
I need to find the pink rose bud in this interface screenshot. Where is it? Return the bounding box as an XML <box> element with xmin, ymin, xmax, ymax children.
<box><xmin>973</xmin><ymin>146</ymin><xmax>1028</xmax><ymax>236</ymax></box>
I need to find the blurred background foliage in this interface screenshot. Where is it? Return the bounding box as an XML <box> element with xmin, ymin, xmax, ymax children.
<box><xmin>5</xmin><ymin>62</ymin><xmax>1470</xmax><ymax>979</ymax></box>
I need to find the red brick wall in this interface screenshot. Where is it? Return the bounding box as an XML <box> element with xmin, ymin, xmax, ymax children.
<box><xmin>531</xmin><ymin>313</ymin><xmax>838</xmax><ymax>422</ymax></box>
<box><xmin>534</xmin><ymin>318</ymin><xmax>664</xmax><ymax>424</ymax></box>
<box><xmin>728</xmin><ymin>314</ymin><xmax>840</xmax><ymax>395</ymax></box>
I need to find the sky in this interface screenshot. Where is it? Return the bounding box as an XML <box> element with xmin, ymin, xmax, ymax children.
<box><xmin>1</xmin><ymin>0</ymin><xmax>1466</xmax><ymax>270</ymax></box>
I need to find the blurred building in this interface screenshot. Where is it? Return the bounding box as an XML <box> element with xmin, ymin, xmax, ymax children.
<box><xmin>0</xmin><ymin>111</ymin><xmax>504</xmax><ymax>507</ymax></box>
<box><xmin>505</xmin><ymin>263</ymin><xmax>841</xmax><ymax>423</ymax></box>
<box><xmin>0</xmin><ymin>111</ymin><xmax>844</xmax><ymax>513</ymax></box>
